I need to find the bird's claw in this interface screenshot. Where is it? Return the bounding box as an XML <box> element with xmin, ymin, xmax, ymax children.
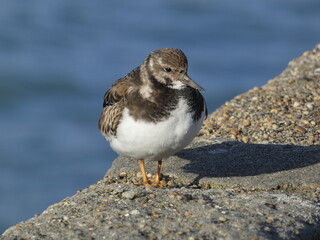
<box><xmin>136</xmin><ymin>181</ymin><xmax>164</xmax><ymax>188</ymax></box>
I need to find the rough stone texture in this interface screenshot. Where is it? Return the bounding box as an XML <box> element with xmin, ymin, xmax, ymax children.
<box><xmin>2</xmin><ymin>44</ymin><xmax>320</xmax><ymax>240</ymax></box>
<box><xmin>200</xmin><ymin>44</ymin><xmax>320</xmax><ymax>146</ymax></box>
<box><xmin>107</xmin><ymin>138</ymin><xmax>320</xmax><ymax>191</ymax></box>
<box><xmin>2</xmin><ymin>181</ymin><xmax>320</xmax><ymax>240</ymax></box>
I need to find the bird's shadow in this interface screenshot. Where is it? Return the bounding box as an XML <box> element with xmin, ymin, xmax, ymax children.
<box><xmin>174</xmin><ymin>141</ymin><xmax>320</xmax><ymax>183</ymax></box>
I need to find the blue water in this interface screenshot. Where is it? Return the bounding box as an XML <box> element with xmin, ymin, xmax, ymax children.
<box><xmin>1</xmin><ymin>0</ymin><xmax>319</xmax><ymax>233</ymax></box>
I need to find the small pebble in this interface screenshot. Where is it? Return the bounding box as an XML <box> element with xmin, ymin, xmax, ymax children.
<box><xmin>295</xmin><ymin>126</ymin><xmax>307</xmax><ymax>134</ymax></box>
<box><xmin>113</xmin><ymin>187</ymin><xmax>124</xmax><ymax>194</ymax></box>
<box><xmin>148</xmin><ymin>194</ymin><xmax>155</xmax><ymax>199</ymax></box>
<box><xmin>176</xmin><ymin>195</ymin><xmax>184</xmax><ymax>200</ymax></box>
<box><xmin>27</xmin><ymin>223</ymin><xmax>33</xmax><ymax>228</ymax></box>
<box><xmin>243</xmin><ymin>120</ymin><xmax>251</xmax><ymax>127</ymax></box>
<box><xmin>230</xmin><ymin>128</ymin><xmax>239</xmax><ymax>135</ymax></box>
<box><xmin>118</xmin><ymin>172</ymin><xmax>127</xmax><ymax>178</ymax></box>
<box><xmin>130</xmin><ymin>210</ymin><xmax>140</xmax><ymax>215</ymax></box>
<box><xmin>184</xmin><ymin>211</ymin><xmax>191</xmax><ymax>217</ymax></box>
<box><xmin>266</xmin><ymin>217</ymin><xmax>274</xmax><ymax>223</ymax></box>
<box><xmin>218</xmin><ymin>217</ymin><xmax>228</xmax><ymax>222</ymax></box>
<box><xmin>242</xmin><ymin>137</ymin><xmax>249</xmax><ymax>143</ymax></box>
<box><xmin>122</xmin><ymin>190</ymin><xmax>136</xmax><ymax>200</ymax></box>
<box><xmin>306</xmin><ymin>103</ymin><xmax>314</xmax><ymax>110</ymax></box>
<box><xmin>263</xmin><ymin>226</ymin><xmax>271</xmax><ymax>232</ymax></box>
<box><xmin>293</xmin><ymin>102</ymin><xmax>300</xmax><ymax>108</ymax></box>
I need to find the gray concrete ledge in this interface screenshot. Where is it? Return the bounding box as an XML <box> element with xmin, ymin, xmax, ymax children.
<box><xmin>107</xmin><ymin>138</ymin><xmax>320</xmax><ymax>190</ymax></box>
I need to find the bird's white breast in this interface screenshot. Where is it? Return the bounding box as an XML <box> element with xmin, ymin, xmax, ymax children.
<box><xmin>107</xmin><ymin>98</ymin><xmax>205</xmax><ymax>161</ymax></box>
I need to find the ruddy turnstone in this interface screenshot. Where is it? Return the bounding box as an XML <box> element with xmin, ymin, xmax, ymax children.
<box><xmin>99</xmin><ymin>48</ymin><xmax>207</xmax><ymax>187</ymax></box>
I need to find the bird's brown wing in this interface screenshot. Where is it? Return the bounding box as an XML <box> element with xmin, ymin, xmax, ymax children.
<box><xmin>98</xmin><ymin>68</ymin><xmax>139</xmax><ymax>137</ymax></box>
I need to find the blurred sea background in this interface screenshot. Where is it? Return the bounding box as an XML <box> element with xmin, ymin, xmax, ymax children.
<box><xmin>1</xmin><ymin>0</ymin><xmax>320</xmax><ymax>233</ymax></box>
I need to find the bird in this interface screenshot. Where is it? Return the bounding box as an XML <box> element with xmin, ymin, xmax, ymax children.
<box><xmin>99</xmin><ymin>48</ymin><xmax>207</xmax><ymax>187</ymax></box>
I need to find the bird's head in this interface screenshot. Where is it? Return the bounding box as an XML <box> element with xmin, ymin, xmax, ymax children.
<box><xmin>144</xmin><ymin>48</ymin><xmax>204</xmax><ymax>91</ymax></box>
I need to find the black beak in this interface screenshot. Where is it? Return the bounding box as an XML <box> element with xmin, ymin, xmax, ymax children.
<box><xmin>180</xmin><ymin>74</ymin><xmax>205</xmax><ymax>91</ymax></box>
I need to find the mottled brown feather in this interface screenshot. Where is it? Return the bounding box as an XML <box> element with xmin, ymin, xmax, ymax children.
<box><xmin>98</xmin><ymin>67</ymin><xmax>140</xmax><ymax>137</ymax></box>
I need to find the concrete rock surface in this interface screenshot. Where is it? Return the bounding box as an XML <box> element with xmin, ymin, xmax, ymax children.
<box><xmin>107</xmin><ymin>138</ymin><xmax>320</xmax><ymax>190</ymax></box>
<box><xmin>2</xmin><ymin>180</ymin><xmax>320</xmax><ymax>240</ymax></box>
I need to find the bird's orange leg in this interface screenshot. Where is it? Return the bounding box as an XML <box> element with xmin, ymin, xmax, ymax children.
<box><xmin>151</xmin><ymin>160</ymin><xmax>164</xmax><ymax>188</ymax></box>
<box><xmin>137</xmin><ymin>159</ymin><xmax>151</xmax><ymax>186</ymax></box>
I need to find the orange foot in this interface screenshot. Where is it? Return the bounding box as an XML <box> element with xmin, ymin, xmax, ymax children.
<box><xmin>151</xmin><ymin>180</ymin><xmax>165</xmax><ymax>188</ymax></box>
<box><xmin>135</xmin><ymin>181</ymin><xmax>164</xmax><ymax>188</ymax></box>
<box><xmin>136</xmin><ymin>181</ymin><xmax>152</xmax><ymax>187</ymax></box>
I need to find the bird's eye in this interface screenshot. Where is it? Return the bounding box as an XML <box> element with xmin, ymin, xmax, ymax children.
<box><xmin>164</xmin><ymin>67</ymin><xmax>172</xmax><ymax>72</ymax></box>
<box><xmin>180</xmin><ymin>70</ymin><xmax>185</xmax><ymax>73</ymax></box>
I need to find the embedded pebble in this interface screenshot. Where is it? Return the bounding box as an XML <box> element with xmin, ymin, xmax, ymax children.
<box><xmin>218</xmin><ymin>216</ymin><xmax>228</xmax><ymax>222</ymax></box>
<box><xmin>122</xmin><ymin>190</ymin><xmax>136</xmax><ymax>200</ymax></box>
<box><xmin>119</xmin><ymin>172</ymin><xmax>127</xmax><ymax>177</ymax></box>
<box><xmin>295</xmin><ymin>126</ymin><xmax>307</xmax><ymax>134</ymax></box>
<box><xmin>130</xmin><ymin>209</ymin><xmax>140</xmax><ymax>215</ymax></box>
<box><xmin>293</xmin><ymin>102</ymin><xmax>300</xmax><ymax>108</ymax></box>
<box><xmin>306</xmin><ymin>103</ymin><xmax>314</xmax><ymax>110</ymax></box>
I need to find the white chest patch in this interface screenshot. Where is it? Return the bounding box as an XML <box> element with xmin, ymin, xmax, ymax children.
<box><xmin>168</xmin><ymin>81</ymin><xmax>187</xmax><ymax>90</ymax></box>
<box><xmin>108</xmin><ymin>98</ymin><xmax>205</xmax><ymax>161</ymax></box>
